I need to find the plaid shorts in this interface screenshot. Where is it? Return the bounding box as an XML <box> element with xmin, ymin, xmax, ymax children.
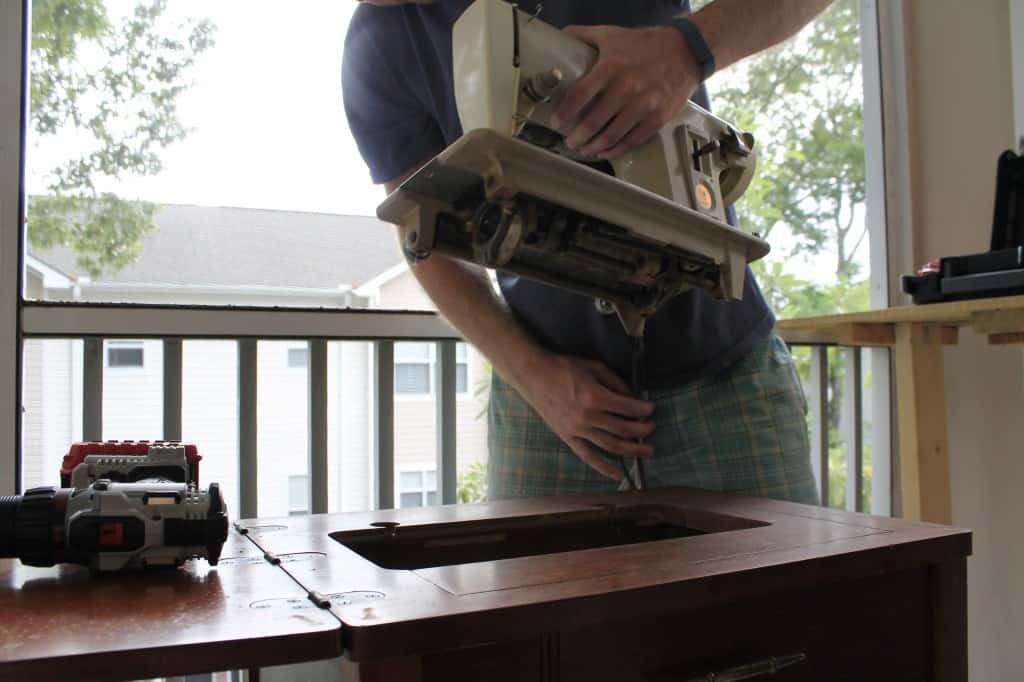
<box><xmin>487</xmin><ymin>330</ymin><xmax>819</xmax><ymax>504</ymax></box>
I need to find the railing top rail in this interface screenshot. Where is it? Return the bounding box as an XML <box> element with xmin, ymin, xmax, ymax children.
<box><xmin>21</xmin><ymin>302</ymin><xmax>460</xmax><ymax>341</ymax></box>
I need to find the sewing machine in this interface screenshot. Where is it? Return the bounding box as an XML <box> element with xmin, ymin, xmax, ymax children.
<box><xmin>376</xmin><ymin>0</ymin><xmax>769</xmax><ymax>338</ymax></box>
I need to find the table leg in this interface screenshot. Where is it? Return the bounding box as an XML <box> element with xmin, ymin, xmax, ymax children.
<box><xmin>894</xmin><ymin>323</ymin><xmax>952</xmax><ymax>524</ymax></box>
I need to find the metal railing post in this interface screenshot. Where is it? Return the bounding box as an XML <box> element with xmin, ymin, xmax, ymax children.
<box><xmin>808</xmin><ymin>346</ymin><xmax>830</xmax><ymax>506</ymax></box>
<box><xmin>374</xmin><ymin>341</ymin><xmax>394</xmax><ymax>510</ymax></box>
<box><xmin>163</xmin><ymin>338</ymin><xmax>183</xmax><ymax>441</ymax></box>
<box><xmin>238</xmin><ymin>339</ymin><xmax>258</xmax><ymax>519</ymax></box>
<box><xmin>309</xmin><ymin>340</ymin><xmax>328</xmax><ymax>514</ymax></box>
<box><xmin>842</xmin><ymin>347</ymin><xmax>864</xmax><ymax>512</ymax></box>
<box><xmin>435</xmin><ymin>340</ymin><xmax>457</xmax><ymax>505</ymax></box>
<box><xmin>83</xmin><ymin>339</ymin><xmax>103</xmax><ymax>442</ymax></box>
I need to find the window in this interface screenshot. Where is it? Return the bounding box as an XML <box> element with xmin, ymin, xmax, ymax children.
<box><xmin>287</xmin><ymin>346</ymin><xmax>308</xmax><ymax>369</ymax></box>
<box><xmin>394</xmin><ymin>343</ymin><xmax>432</xmax><ymax>395</ymax></box>
<box><xmin>394</xmin><ymin>342</ymin><xmax>470</xmax><ymax>396</ymax></box>
<box><xmin>106</xmin><ymin>341</ymin><xmax>144</xmax><ymax>369</ymax></box>
<box><xmin>399</xmin><ymin>469</ymin><xmax>437</xmax><ymax>508</ymax></box>
<box><xmin>455</xmin><ymin>343</ymin><xmax>469</xmax><ymax>394</ymax></box>
<box><xmin>288</xmin><ymin>475</ymin><xmax>309</xmax><ymax>516</ymax></box>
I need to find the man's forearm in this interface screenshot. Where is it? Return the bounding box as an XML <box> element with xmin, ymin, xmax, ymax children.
<box><xmin>406</xmin><ymin>249</ymin><xmax>550</xmax><ymax>393</ymax></box>
<box><xmin>689</xmin><ymin>0</ymin><xmax>833</xmax><ymax>72</ymax></box>
<box><xmin>382</xmin><ymin>172</ymin><xmax>551</xmax><ymax>394</ymax></box>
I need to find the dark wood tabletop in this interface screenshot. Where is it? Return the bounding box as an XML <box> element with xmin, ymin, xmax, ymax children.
<box><xmin>0</xmin><ymin>487</ymin><xmax>971</xmax><ymax>681</ymax></box>
<box><xmin>240</xmin><ymin>487</ymin><xmax>971</xmax><ymax>663</ymax></box>
<box><xmin>0</xmin><ymin>527</ymin><xmax>341</xmax><ymax>681</ymax></box>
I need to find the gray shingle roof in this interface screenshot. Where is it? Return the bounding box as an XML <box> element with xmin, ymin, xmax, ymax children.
<box><xmin>33</xmin><ymin>204</ymin><xmax>404</xmax><ymax>289</ymax></box>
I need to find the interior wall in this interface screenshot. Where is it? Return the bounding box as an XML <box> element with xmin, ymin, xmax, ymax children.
<box><xmin>902</xmin><ymin>1</ymin><xmax>1023</xmax><ymax>679</ymax></box>
<box><xmin>1012</xmin><ymin>0</ymin><xmax>1024</xmax><ymax>140</ymax></box>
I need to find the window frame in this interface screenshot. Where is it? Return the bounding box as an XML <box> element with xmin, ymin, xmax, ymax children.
<box><xmin>0</xmin><ymin>0</ymin><xmax>898</xmax><ymax>505</ymax></box>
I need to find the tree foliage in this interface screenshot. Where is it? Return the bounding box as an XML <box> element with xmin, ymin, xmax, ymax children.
<box><xmin>714</xmin><ymin>0</ymin><xmax>867</xmax><ymax>290</ymax></box>
<box><xmin>28</xmin><ymin>0</ymin><xmax>214</xmax><ymax>277</ymax></box>
<box><xmin>457</xmin><ymin>462</ymin><xmax>488</xmax><ymax>504</ymax></box>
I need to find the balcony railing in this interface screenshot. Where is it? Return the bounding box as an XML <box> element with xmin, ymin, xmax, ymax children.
<box><xmin>18</xmin><ymin>301</ymin><xmax>892</xmax><ymax>518</ymax></box>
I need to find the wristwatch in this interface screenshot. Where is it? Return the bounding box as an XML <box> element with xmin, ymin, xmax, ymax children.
<box><xmin>670</xmin><ymin>17</ymin><xmax>716</xmax><ymax>81</ymax></box>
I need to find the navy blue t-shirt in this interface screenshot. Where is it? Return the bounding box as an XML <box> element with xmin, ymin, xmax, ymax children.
<box><xmin>343</xmin><ymin>0</ymin><xmax>775</xmax><ymax>388</ymax></box>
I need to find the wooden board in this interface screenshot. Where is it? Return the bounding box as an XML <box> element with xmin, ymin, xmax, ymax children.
<box><xmin>776</xmin><ymin>293</ymin><xmax>1024</xmax><ymax>329</ymax></box>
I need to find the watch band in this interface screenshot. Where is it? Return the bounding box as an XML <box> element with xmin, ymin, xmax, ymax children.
<box><xmin>671</xmin><ymin>17</ymin><xmax>716</xmax><ymax>81</ymax></box>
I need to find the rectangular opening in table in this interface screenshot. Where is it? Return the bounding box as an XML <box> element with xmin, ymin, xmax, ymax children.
<box><xmin>331</xmin><ymin>504</ymin><xmax>769</xmax><ymax>570</ymax></box>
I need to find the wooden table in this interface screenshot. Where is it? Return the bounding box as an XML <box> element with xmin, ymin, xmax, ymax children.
<box><xmin>0</xmin><ymin>487</ymin><xmax>971</xmax><ymax>682</ymax></box>
<box><xmin>778</xmin><ymin>293</ymin><xmax>1024</xmax><ymax>525</ymax></box>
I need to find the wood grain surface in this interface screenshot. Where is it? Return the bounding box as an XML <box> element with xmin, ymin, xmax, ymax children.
<box><xmin>0</xmin><ymin>487</ymin><xmax>971</xmax><ymax>680</ymax></box>
<box><xmin>0</xmin><ymin>528</ymin><xmax>341</xmax><ymax>681</ymax></box>
<box><xmin>238</xmin><ymin>487</ymin><xmax>971</xmax><ymax>663</ymax></box>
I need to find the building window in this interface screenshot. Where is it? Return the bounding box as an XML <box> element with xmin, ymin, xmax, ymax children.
<box><xmin>106</xmin><ymin>341</ymin><xmax>144</xmax><ymax>369</ymax></box>
<box><xmin>287</xmin><ymin>346</ymin><xmax>308</xmax><ymax>369</ymax></box>
<box><xmin>394</xmin><ymin>342</ymin><xmax>432</xmax><ymax>395</ymax></box>
<box><xmin>399</xmin><ymin>469</ymin><xmax>437</xmax><ymax>508</ymax></box>
<box><xmin>288</xmin><ymin>475</ymin><xmax>309</xmax><ymax>516</ymax></box>
<box><xmin>455</xmin><ymin>342</ymin><xmax>469</xmax><ymax>395</ymax></box>
<box><xmin>394</xmin><ymin>342</ymin><xmax>471</xmax><ymax>396</ymax></box>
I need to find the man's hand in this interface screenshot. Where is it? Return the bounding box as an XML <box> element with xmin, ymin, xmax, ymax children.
<box><xmin>518</xmin><ymin>353</ymin><xmax>656</xmax><ymax>480</ymax></box>
<box><xmin>550</xmin><ymin>25</ymin><xmax>698</xmax><ymax>160</ymax></box>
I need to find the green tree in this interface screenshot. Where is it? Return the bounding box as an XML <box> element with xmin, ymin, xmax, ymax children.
<box><xmin>28</xmin><ymin>0</ymin><xmax>214</xmax><ymax>277</ymax></box>
<box><xmin>457</xmin><ymin>462</ymin><xmax>488</xmax><ymax>504</ymax></box>
<box><xmin>715</xmin><ymin>0</ymin><xmax>866</xmax><ymax>284</ymax></box>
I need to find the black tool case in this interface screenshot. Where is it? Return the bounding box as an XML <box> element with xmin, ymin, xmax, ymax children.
<box><xmin>902</xmin><ymin>144</ymin><xmax>1024</xmax><ymax>304</ymax></box>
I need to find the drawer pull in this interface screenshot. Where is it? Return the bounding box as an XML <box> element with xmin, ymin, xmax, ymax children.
<box><xmin>677</xmin><ymin>653</ymin><xmax>806</xmax><ymax>681</ymax></box>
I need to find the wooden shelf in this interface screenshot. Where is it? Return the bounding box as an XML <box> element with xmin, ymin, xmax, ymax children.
<box><xmin>775</xmin><ymin>294</ymin><xmax>1024</xmax><ymax>526</ymax></box>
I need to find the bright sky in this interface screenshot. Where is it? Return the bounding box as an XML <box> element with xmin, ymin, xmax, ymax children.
<box><xmin>28</xmin><ymin>1</ymin><xmax>381</xmax><ymax>217</ymax></box>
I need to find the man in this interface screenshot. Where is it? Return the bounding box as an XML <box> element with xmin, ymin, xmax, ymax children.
<box><xmin>344</xmin><ymin>0</ymin><xmax>831</xmax><ymax>503</ymax></box>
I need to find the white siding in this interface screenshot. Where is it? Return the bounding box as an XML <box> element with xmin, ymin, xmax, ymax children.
<box><xmin>182</xmin><ymin>340</ymin><xmax>241</xmax><ymax>520</ymax></box>
<box><xmin>20</xmin><ymin>339</ymin><xmax>44</xmax><ymax>488</ymax></box>
<box><xmin>103</xmin><ymin>339</ymin><xmax>163</xmax><ymax>441</ymax></box>
<box><xmin>30</xmin><ymin>340</ymin><xmax>76</xmax><ymax>490</ymax></box>
<box><xmin>256</xmin><ymin>341</ymin><xmax>310</xmax><ymax>518</ymax></box>
<box><xmin>334</xmin><ymin>342</ymin><xmax>373</xmax><ymax>512</ymax></box>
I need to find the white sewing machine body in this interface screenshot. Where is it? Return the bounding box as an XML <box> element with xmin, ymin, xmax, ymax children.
<box><xmin>377</xmin><ymin>0</ymin><xmax>769</xmax><ymax>336</ymax></box>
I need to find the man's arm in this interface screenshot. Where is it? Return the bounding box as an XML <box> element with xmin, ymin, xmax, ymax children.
<box><xmin>551</xmin><ymin>0</ymin><xmax>834</xmax><ymax>159</ymax></box>
<box><xmin>384</xmin><ymin>173</ymin><xmax>655</xmax><ymax>480</ymax></box>
<box><xmin>688</xmin><ymin>0</ymin><xmax>834</xmax><ymax>73</ymax></box>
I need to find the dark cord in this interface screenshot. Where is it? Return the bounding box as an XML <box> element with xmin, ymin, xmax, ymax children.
<box><xmin>631</xmin><ymin>335</ymin><xmax>647</xmax><ymax>490</ymax></box>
